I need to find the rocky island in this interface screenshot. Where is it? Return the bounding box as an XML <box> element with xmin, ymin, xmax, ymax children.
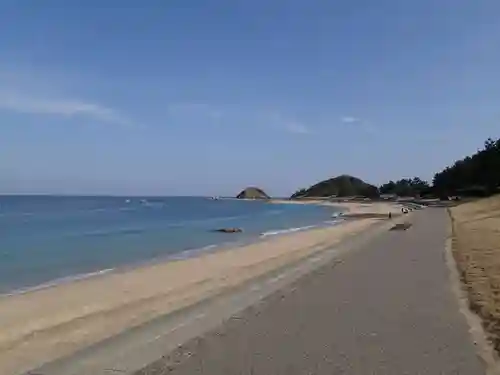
<box><xmin>236</xmin><ymin>187</ymin><xmax>270</xmax><ymax>200</ymax></box>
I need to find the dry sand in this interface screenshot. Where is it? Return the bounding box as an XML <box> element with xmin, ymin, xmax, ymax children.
<box><xmin>450</xmin><ymin>195</ymin><xmax>500</xmax><ymax>352</ymax></box>
<box><xmin>0</xmin><ymin>202</ymin><xmax>396</xmax><ymax>375</ymax></box>
<box><xmin>271</xmin><ymin>199</ymin><xmax>405</xmax><ymax>216</ymax></box>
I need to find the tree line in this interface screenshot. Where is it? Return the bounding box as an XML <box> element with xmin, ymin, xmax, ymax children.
<box><xmin>380</xmin><ymin>137</ymin><xmax>500</xmax><ymax>198</ymax></box>
<box><xmin>290</xmin><ymin>136</ymin><xmax>499</xmax><ymax>199</ymax></box>
<box><xmin>379</xmin><ymin>177</ymin><xmax>431</xmax><ymax>197</ymax></box>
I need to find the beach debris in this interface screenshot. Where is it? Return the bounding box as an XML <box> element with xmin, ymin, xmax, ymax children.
<box><xmin>213</xmin><ymin>228</ymin><xmax>243</xmax><ymax>233</ymax></box>
<box><xmin>390</xmin><ymin>222</ymin><xmax>412</xmax><ymax>231</ymax></box>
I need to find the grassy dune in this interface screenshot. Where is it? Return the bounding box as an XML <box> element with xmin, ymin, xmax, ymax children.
<box><xmin>450</xmin><ymin>195</ymin><xmax>500</xmax><ymax>351</ymax></box>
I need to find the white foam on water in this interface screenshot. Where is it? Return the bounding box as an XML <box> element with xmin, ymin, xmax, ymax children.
<box><xmin>169</xmin><ymin>244</ymin><xmax>219</xmax><ymax>260</ymax></box>
<box><xmin>323</xmin><ymin>218</ymin><xmax>345</xmax><ymax>225</ymax></box>
<box><xmin>260</xmin><ymin>225</ymin><xmax>317</xmax><ymax>238</ymax></box>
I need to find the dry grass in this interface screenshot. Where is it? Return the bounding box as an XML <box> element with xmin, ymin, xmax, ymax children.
<box><xmin>450</xmin><ymin>195</ymin><xmax>500</xmax><ymax>351</ymax></box>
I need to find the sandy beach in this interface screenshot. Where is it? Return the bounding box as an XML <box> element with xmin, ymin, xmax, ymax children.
<box><xmin>271</xmin><ymin>199</ymin><xmax>405</xmax><ymax>216</ymax></box>
<box><xmin>0</xmin><ymin>202</ymin><xmax>398</xmax><ymax>375</ymax></box>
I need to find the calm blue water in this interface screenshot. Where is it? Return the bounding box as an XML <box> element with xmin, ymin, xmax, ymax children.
<box><xmin>0</xmin><ymin>196</ymin><xmax>340</xmax><ymax>294</ymax></box>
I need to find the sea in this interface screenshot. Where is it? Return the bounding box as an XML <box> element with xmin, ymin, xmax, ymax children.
<box><xmin>0</xmin><ymin>196</ymin><xmax>342</xmax><ymax>295</ymax></box>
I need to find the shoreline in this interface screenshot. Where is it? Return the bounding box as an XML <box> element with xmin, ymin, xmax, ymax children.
<box><xmin>0</xmin><ymin>200</ymin><xmax>402</xmax><ymax>300</ymax></box>
<box><xmin>270</xmin><ymin>198</ymin><xmax>405</xmax><ymax>215</ymax></box>
<box><xmin>0</xmin><ymin>211</ymin><xmax>346</xmax><ymax>299</ymax></box>
<box><xmin>0</xmin><ymin>219</ymin><xmax>345</xmax><ymax>299</ymax></box>
<box><xmin>0</xmin><ymin>201</ymin><xmax>400</xmax><ymax>300</ymax></box>
<box><xmin>0</xmin><ymin>202</ymin><xmax>400</xmax><ymax>375</ymax></box>
<box><xmin>0</xmin><ymin>197</ymin><xmax>393</xmax><ymax>298</ymax></box>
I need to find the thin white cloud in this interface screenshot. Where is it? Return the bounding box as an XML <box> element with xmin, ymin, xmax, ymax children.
<box><xmin>340</xmin><ymin>116</ymin><xmax>360</xmax><ymax>123</ymax></box>
<box><xmin>166</xmin><ymin>103</ymin><xmax>312</xmax><ymax>134</ymax></box>
<box><xmin>166</xmin><ymin>102</ymin><xmax>223</xmax><ymax>121</ymax></box>
<box><xmin>266</xmin><ymin>111</ymin><xmax>311</xmax><ymax>135</ymax></box>
<box><xmin>284</xmin><ymin>121</ymin><xmax>310</xmax><ymax>134</ymax></box>
<box><xmin>0</xmin><ymin>90</ymin><xmax>133</xmax><ymax>126</ymax></box>
<box><xmin>340</xmin><ymin>115</ymin><xmax>378</xmax><ymax>134</ymax></box>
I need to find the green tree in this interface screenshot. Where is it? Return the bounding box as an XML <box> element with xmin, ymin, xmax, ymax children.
<box><xmin>433</xmin><ymin>136</ymin><xmax>500</xmax><ymax>196</ymax></box>
<box><xmin>379</xmin><ymin>177</ymin><xmax>430</xmax><ymax>197</ymax></box>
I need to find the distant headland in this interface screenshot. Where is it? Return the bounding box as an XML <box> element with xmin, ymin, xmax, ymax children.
<box><xmin>290</xmin><ymin>175</ymin><xmax>379</xmax><ymax>199</ymax></box>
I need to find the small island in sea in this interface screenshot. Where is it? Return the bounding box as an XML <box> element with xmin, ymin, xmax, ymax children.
<box><xmin>236</xmin><ymin>187</ymin><xmax>270</xmax><ymax>200</ymax></box>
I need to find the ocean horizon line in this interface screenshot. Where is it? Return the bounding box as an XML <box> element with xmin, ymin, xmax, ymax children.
<box><xmin>0</xmin><ymin>193</ymin><xmax>292</xmax><ymax>199</ymax></box>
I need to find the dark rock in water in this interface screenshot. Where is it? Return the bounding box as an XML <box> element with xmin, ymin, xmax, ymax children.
<box><xmin>236</xmin><ymin>187</ymin><xmax>270</xmax><ymax>200</ymax></box>
<box><xmin>213</xmin><ymin>228</ymin><xmax>243</xmax><ymax>233</ymax></box>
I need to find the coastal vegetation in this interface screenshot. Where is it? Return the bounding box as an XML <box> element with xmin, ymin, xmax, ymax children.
<box><xmin>245</xmin><ymin>136</ymin><xmax>499</xmax><ymax>201</ymax></box>
<box><xmin>380</xmin><ymin>137</ymin><xmax>500</xmax><ymax>198</ymax></box>
<box><xmin>363</xmin><ymin>137</ymin><xmax>500</xmax><ymax>199</ymax></box>
<box><xmin>450</xmin><ymin>195</ymin><xmax>500</xmax><ymax>351</ymax></box>
<box><xmin>379</xmin><ymin>177</ymin><xmax>431</xmax><ymax>197</ymax></box>
<box><xmin>433</xmin><ymin>137</ymin><xmax>500</xmax><ymax>197</ymax></box>
<box><xmin>441</xmin><ymin>137</ymin><xmax>500</xmax><ymax>354</ymax></box>
<box><xmin>290</xmin><ymin>175</ymin><xmax>379</xmax><ymax>199</ymax></box>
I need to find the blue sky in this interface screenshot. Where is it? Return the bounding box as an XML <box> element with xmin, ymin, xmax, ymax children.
<box><xmin>1</xmin><ymin>1</ymin><xmax>499</xmax><ymax>196</ymax></box>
